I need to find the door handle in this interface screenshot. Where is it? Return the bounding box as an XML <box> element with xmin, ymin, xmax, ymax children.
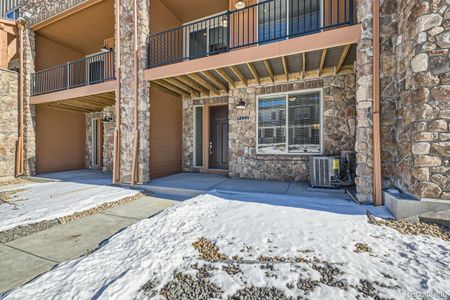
<box><xmin>209</xmin><ymin>142</ymin><xmax>213</xmax><ymax>155</ymax></box>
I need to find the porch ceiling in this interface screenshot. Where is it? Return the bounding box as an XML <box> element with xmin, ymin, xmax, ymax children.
<box><xmin>34</xmin><ymin>0</ymin><xmax>114</xmax><ymax>55</ymax></box>
<box><xmin>37</xmin><ymin>91</ymin><xmax>115</xmax><ymax>113</ymax></box>
<box><xmin>159</xmin><ymin>0</ymin><xmax>229</xmax><ymax>23</ymax></box>
<box><xmin>151</xmin><ymin>43</ymin><xmax>357</xmax><ymax>98</ymax></box>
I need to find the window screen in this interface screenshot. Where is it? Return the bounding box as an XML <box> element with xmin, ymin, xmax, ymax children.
<box><xmin>288</xmin><ymin>92</ymin><xmax>321</xmax><ymax>153</ymax></box>
<box><xmin>257</xmin><ymin>91</ymin><xmax>321</xmax><ymax>154</ymax></box>
<box><xmin>257</xmin><ymin>97</ymin><xmax>286</xmax><ymax>154</ymax></box>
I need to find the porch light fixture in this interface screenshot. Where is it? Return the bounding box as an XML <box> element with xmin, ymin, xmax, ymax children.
<box><xmin>235</xmin><ymin>99</ymin><xmax>246</xmax><ymax>109</ymax></box>
<box><xmin>100</xmin><ymin>43</ymin><xmax>111</xmax><ymax>53</ymax></box>
<box><xmin>221</xmin><ymin>16</ymin><xmax>228</xmax><ymax>27</ymax></box>
<box><xmin>235</xmin><ymin>0</ymin><xmax>246</xmax><ymax>9</ymax></box>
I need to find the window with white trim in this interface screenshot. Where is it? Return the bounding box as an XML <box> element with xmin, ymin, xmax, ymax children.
<box><xmin>257</xmin><ymin>90</ymin><xmax>322</xmax><ymax>154</ymax></box>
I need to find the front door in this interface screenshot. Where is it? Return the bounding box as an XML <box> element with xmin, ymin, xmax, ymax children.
<box><xmin>209</xmin><ymin>105</ymin><xmax>229</xmax><ymax>169</ymax></box>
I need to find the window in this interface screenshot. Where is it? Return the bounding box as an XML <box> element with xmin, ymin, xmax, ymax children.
<box><xmin>6</xmin><ymin>8</ymin><xmax>19</xmax><ymax>19</ymax></box>
<box><xmin>91</xmin><ymin>118</ymin><xmax>98</xmax><ymax>166</ymax></box>
<box><xmin>194</xmin><ymin>106</ymin><xmax>204</xmax><ymax>167</ymax></box>
<box><xmin>257</xmin><ymin>90</ymin><xmax>322</xmax><ymax>154</ymax></box>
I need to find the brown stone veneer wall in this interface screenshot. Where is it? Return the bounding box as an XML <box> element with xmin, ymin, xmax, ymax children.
<box><xmin>0</xmin><ymin>70</ymin><xmax>18</xmax><ymax>177</ymax></box>
<box><xmin>85</xmin><ymin>106</ymin><xmax>115</xmax><ymax>173</ymax></box>
<box><xmin>117</xmin><ymin>0</ymin><xmax>150</xmax><ymax>183</ymax></box>
<box><xmin>182</xmin><ymin>75</ymin><xmax>356</xmax><ymax>182</ymax></box>
<box><xmin>394</xmin><ymin>0</ymin><xmax>450</xmax><ymax>200</ymax></box>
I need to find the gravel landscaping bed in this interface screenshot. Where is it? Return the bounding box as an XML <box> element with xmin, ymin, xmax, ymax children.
<box><xmin>139</xmin><ymin>238</ymin><xmax>401</xmax><ymax>299</ymax></box>
<box><xmin>367</xmin><ymin>212</ymin><xmax>450</xmax><ymax>241</ymax></box>
<box><xmin>0</xmin><ymin>193</ymin><xmax>144</xmax><ymax>243</ymax></box>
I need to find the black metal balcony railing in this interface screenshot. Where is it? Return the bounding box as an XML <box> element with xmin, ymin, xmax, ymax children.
<box><xmin>31</xmin><ymin>50</ymin><xmax>115</xmax><ymax>96</ymax></box>
<box><xmin>147</xmin><ymin>0</ymin><xmax>355</xmax><ymax>68</ymax></box>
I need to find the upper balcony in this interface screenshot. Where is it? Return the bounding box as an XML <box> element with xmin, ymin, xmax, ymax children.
<box><xmin>145</xmin><ymin>0</ymin><xmax>360</xmax><ymax>96</ymax></box>
<box><xmin>29</xmin><ymin>0</ymin><xmax>116</xmax><ymax>112</ymax></box>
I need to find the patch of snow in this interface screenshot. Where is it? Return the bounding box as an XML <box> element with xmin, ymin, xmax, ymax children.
<box><xmin>0</xmin><ymin>181</ymin><xmax>139</xmax><ymax>232</ymax></box>
<box><xmin>2</xmin><ymin>192</ymin><xmax>449</xmax><ymax>299</ymax></box>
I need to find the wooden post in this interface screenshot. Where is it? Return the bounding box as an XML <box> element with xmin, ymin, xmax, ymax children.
<box><xmin>372</xmin><ymin>0</ymin><xmax>383</xmax><ymax>206</ymax></box>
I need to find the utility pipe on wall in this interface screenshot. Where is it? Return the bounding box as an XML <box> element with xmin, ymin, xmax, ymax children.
<box><xmin>372</xmin><ymin>0</ymin><xmax>383</xmax><ymax>206</ymax></box>
<box><xmin>130</xmin><ymin>0</ymin><xmax>140</xmax><ymax>185</ymax></box>
<box><xmin>112</xmin><ymin>0</ymin><xmax>121</xmax><ymax>184</ymax></box>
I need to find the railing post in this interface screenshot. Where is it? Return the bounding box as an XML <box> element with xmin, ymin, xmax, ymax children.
<box><xmin>226</xmin><ymin>10</ymin><xmax>231</xmax><ymax>52</ymax></box>
<box><xmin>66</xmin><ymin>61</ymin><xmax>70</xmax><ymax>89</ymax></box>
<box><xmin>349</xmin><ymin>0</ymin><xmax>354</xmax><ymax>25</ymax></box>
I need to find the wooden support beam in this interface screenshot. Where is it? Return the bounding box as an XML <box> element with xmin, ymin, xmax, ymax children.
<box><xmin>229</xmin><ymin>66</ymin><xmax>248</xmax><ymax>86</ymax></box>
<box><xmin>319</xmin><ymin>49</ymin><xmax>327</xmax><ymax>76</ymax></box>
<box><xmin>264</xmin><ymin>59</ymin><xmax>274</xmax><ymax>83</ymax></box>
<box><xmin>281</xmin><ymin>56</ymin><xmax>289</xmax><ymax>81</ymax></box>
<box><xmin>48</xmin><ymin>102</ymin><xmax>93</xmax><ymax>113</ymax></box>
<box><xmin>246</xmin><ymin>62</ymin><xmax>260</xmax><ymax>85</ymax></box>
<box><xmin>201</xmin><ymin>70</ymin><xmax>228</xmax><ymax>91</ymax></box>
<box><xmin>176</xmin><ymin>75</ymin><xmax>209</xmax><ymax>95</ymax></box>
<box><xmin>164</xmin><ymin>77</ymin><xmax>200</xmax><ymax>97</ymax></box>
<box><xmin>154</xmin><ymin>80</ymin><xmax>189</xmax><ymax>97</ymax></box>
<box><xmin>215</xmin><ymin>68</ymin><xmax>236</xmax><ymax>89</ymax></box>
<box><xmin>302</xmin><ymin>53</ymin><xmax>306</xmax><ymax>79</ymax></box>
<box><xmin>188</xmin><ymin>73</ymin><xmax>220</xmax><ymax>96</ymax></box>
<box><xmin>47</xmin><ymin>105</ymin><xmax>92</xmax><ymax>113</ymax></box>
<box><xmin>335</xmin><ymin>44</ymin><xmax>351</xmax><ymax>74</ymax></box>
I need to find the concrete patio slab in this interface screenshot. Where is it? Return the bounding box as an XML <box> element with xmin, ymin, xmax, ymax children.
<box><xmin>214</xmin><ymin>177</ymin><xmax>290</xmax><ymax>194</ymax></box>
<box><xmin>147</xmin><ymin>173</ymin><xmax>228</xmax><ymax>190</ymax></box>
<box><xmin>0</xmin><ymin>245</ymin><xmax>55</xmax><ymax>293</ymax></box>
<box><xmin>142</xmin><ymin>172</ymin><xmax>351</xmax><ymax>200</ymax></box>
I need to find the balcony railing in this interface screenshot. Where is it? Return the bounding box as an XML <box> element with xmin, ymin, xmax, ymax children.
<box><xmin>31</xmin><ymin>50</ymin><xmax>115</xmax><ymax>96</ymax></box>
<box><xmin>147</xmin><ymin>0</ymin><xmax>355</xmax><ymax>68</ymax></box>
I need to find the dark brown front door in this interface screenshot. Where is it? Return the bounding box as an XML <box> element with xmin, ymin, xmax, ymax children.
<box><xmin>209</xmin><ymin>105</ymin><xmax>229</xmax><ymax>170</ymax></box>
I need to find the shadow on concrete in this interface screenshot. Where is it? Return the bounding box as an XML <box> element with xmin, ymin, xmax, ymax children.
<box><xmin>208</xmin><ymin>189</ymin><xmax>392</xmax><ymax>218</ymax></box>
<box><xmin>30</xmin><ymin>169</ymin><xmax>113</xmax><ymax>186</ymax></box>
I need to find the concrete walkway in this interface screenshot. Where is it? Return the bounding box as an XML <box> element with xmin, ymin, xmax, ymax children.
<box><xmin>142</xmin><ymin>172</ymin><xmax>352</xmax><ymax>201</ymax></box>
<box><xmin>0</xmin><ymin>196</ymin><xmax>177</xmax><ymax>293</ymax></box>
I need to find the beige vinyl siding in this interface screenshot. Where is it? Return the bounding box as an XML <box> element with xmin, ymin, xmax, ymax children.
<box><xmin>35</xmin><ymin>35</ymin><xmax>84</xmax><ymax>71</ymax></box>
<box><xmin>149</xmin><ymin>86</ymin><xmax>182</xmax><ymax>179</ymax></box>
<box><xmin>36</xmin><ymin>106</ymin><xmax>86</xmax><ymax>174</ymax></box>
<box><xmin>150</xmin><ymin>0</ymin><xmax>182</xmax><ymax>35</ymax></box>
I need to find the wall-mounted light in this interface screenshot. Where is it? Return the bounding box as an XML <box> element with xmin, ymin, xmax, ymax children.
<box><xmin>235</xmin><ymin>0</ymin><xmax>246</xmax><ymax>9</ymax></box>
<box><xmin>100</xmin><ymin>43</ymin><xmax>111</xmax><ymax>53</ymax></box>
<box><xmin>235</xmin><ymin>99</ymin><xmax>246</xmax><ymax>109</ymax></box>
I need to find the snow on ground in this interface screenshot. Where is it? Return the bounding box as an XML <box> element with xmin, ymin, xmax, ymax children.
<box><xmin>2</xmin><ymin>191</ymin><xmax>449</xmax><ymax>300</ymax></box>
<box><xmin>0</xmin><ymin>180</ymin><xmax>139</xmax><ymax>232</ymax></box>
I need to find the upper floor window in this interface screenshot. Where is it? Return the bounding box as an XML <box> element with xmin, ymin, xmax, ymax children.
<box><xmin>6</xmin><ymin>8</ymin><xmax>19</xmax><ymax>19</ymax></box>
<box><xmin>257</xmin><ymin>89</ymin><xmax>322</xmax><ymax>155</ymax></box>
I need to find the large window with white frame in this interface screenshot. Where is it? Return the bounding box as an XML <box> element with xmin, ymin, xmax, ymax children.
<box><xmin>257</xmin><ymin>89</ymin><xmax>322</xmax><ymax>154</ymax></box>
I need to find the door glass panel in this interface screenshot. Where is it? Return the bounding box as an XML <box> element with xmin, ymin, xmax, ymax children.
<box><xmin>194</xmin><ymin>107</ymin><xmax>203</xmax><ymax>167</ymax></box>
<box><xmin>258</xmin><ymin>0</ymin><xmax>287</xmax><ymax>43</ymax></box>
<box><xmin>189</xmin><ymin>28</ymin><xmax>207</xmax><ymax>59</ymax></box>
<box><xmin>289</xmin><ymin>0</ymin><xmax>321</xmax><ymax>36</ymax></box>
<box><xmin>208</xmin><ymin>26</ymin><xmax>227</xmax><ymax>54</ymax></box>
<box><xmin>89</xmin><ymin>60</ymin><xmax>105</xmax><ymax>84</ymax></box>
<box><xmin>92</xmin><ymin>119</ymin><xmax>98</xmax><ymax>166</ymax></box>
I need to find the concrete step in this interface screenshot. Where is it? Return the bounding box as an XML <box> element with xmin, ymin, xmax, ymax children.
<box><xmin>419</xmin><ymin>209</ymin><xmax>450</xmax><ymax>228</ymax></box>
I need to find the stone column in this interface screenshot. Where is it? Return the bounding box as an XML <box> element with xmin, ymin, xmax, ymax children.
<box><xmin>22</xmin><ymin>27</ymin><xmax>36</xmax><ymax>176</ymax></box>
<box><xmin>355</xmin><ymin>0</ymin><xmax>374</xmax><ymax>203</ymax></box>
<box><xmin>0</xmin><ymin>70</ymin><xmax>18</xmax><ymax>177</ymax></box>
<box><xmin>117</xmin><ymin>0</ymin><xmax>150</xmax><ymax>183</ymax></box>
